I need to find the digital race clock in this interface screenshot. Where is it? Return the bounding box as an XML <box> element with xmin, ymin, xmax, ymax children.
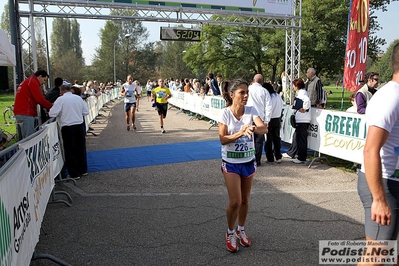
<box><xmin>160</xmin><ymin>27</ymin><xmax>201</xmax><ymax>42</ymax></box>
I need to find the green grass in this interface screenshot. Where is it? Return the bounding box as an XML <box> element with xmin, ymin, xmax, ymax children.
<box><xmin>324</xmin><ymin>85</ymin><xmax>354</xmax><ymax>111</ymax></box>
<box><xmin>0</xmin><ymin>93</ymin><xmax>17</xmax><ymax>148</ymax></box>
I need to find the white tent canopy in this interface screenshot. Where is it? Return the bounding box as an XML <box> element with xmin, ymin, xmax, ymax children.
<box><xmin>0</xmin><ymin>29</ymin><xmax>16</xmax><ymax>67</ymax></box>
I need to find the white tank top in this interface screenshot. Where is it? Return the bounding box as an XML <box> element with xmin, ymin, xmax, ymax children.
<box><xmin>219</xmin><ymin>106</ymin><xmax>260</xmax><ymax>163</ymax></box>
<box><xmin>123</xmin><ymin>83</ymin><xmax>137</xmax><ymax>103</ymax></box>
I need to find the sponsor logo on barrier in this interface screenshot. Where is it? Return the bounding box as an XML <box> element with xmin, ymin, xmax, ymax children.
<box><xmin>13</xmin><ymin>192</ymin><xmax>31</xmax><ymax>253</ymax></box>
<box><xmin>308</xmin><ymin>123</ymin><xmax>319</xmax><ymax>138</ymax></box>
<box><xmin>211</xmin><ymin>98</ymin><xmax>225</xmax><ymax>109</ymax></box>
<box><xmin>24</xmin><ymin>134</ymin><xmax>51</xmax><ymax>183</ymax></box>
<box><xmin>32</xmin><ymin>166</ymin><xmax>51</xmax><ymax>221</ymax></box>
<box><xmin>319</xmin><ymin>240</ymin><xmax>397</xmax><ymax>264</ymax></box>
<box><xmin>323</xmin><ymin>114</ymin><xmax>366</xmax><ymax>151</ymax></box>
<box><xmin>51</xmin><ymin>142</ymin><xmax>61</xmax><ymax>161</ymax></box>
<box><xmin>325</xmin><ymin>114</ymin><xmax>364</xmax><ymax>138</ymax></box>
<box><xmin>201</xmin><ymin>102</ymin><xmax>210</xmax><ymax>111</ymax></box>
<box><xmin>0</xmin><ymin>197</ymin><xmax>12</xmax><ymax>265</ymax></box>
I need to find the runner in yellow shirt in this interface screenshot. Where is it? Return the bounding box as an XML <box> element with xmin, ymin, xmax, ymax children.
<box><xmin>152</xmin><ymin>78</ymin><xmax>172</xmax><ymax>133</ymax></box>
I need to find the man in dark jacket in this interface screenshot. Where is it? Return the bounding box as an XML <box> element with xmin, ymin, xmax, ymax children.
<box><xmin>46</xmin><ymin>77</ymin><xmax>64</xmax><ymax>103</ymax></box>
<box><xmin>41</xmin><ymin>77</ymin><xmax>64</xmax><ymax>123</ymax></box>
<box><xmin>305</xmin><ymin>68</ymin><xmax>324</xmax><ymax>108</ymax></box>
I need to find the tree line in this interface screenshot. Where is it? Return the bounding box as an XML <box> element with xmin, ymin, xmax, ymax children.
<box><xmin>0</xmin><ymin>0</ymin><xmax>398</xmax><ymax>90</ymax></box>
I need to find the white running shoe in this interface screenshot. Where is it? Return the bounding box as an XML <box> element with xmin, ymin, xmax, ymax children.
<box><xmin>292</xmin><ymin>158</ymin><xmax>305</xmax><ymax>164</ymax></box>
<box><xmin>282</xmin><ymin>153</ymin><xmax>292</xmax><ymax>159</ymax></box>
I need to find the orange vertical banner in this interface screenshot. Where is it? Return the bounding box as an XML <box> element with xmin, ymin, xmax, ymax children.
<box><xmin>343</xmin><ymin>0</ymin><xmax>369</xmax><ymax>92</ymax></box>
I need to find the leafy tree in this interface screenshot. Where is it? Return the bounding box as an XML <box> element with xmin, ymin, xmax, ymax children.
<box><xmin>51</xmin><ymin>18</ymin><xmax>71</xmax><ymax>59</ymax></box>
<box><xmin>34</xmin><ymin>18</ymin><xmax>48</xmax><ymax>72</ymax></box>
<box><xmin>158</xmin><ymin>41</ymin><xmax>193</xmax><ymax>80</ymax></box>
<box><xmin>70</xmin><ymin>19</ymin><xmax>84</xmax><ymax>66</ymax></box>
<box><xmin>301</xmin><ymin>0</ymin><xmax>397</xmax><ymax>80</ymax></box>
<box><xmin>183</xmin><ymin>19</ymin><xmax>286</xmax><ymax>82</ymax></box>
<box><xmin>50</xmin><ymin>18</ymin><xmax>84</xmax><ymax>81</ymax></box>
<box><xmin>0</xmin><ymin>3</ymin><xmax>13</xmax><ymax>91</ymax></box>
<box><xmin>369</xmin><ymin>0</ymin><xmax>398</xmax><ymax>43</ymax></box>
<box><xmin>52</xmin><ymin>50</ymin><xmax>83</xmax><ymax>82</ymax></box>
<box><xmin>367</xmin><ymin>1</ymin><xmax>399</xmax><ymax>80</ymax></box>
<box><xmin>130</xmin><ymin>42</ymin><xmax>160</xmax><ymax>83</ymax></box>
<box><xmin>0</xmin><ymin>3</ymin><xmax>10</xmax><ymax>34</ymax></box>
<box><xmin>183</xmin><ymin>1</ymin><xmax>397</xmax><ymax>84</ymax></box>
<box><xmin>370</xmin><ymin>39</ymin><xmax>399</xmax><ymax>82</ymax></box>
<box><xmin>301</xmin><ymin>0</ymin><xmax>350</xmax><ymax>78</ymax></box>
<box><xmin>91</xmin><ymin>9</ymin><xmax>149</xmax><ymax>83</ymax></box>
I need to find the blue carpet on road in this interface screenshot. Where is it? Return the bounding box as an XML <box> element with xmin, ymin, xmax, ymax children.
<box><xmin>87</xmin><ymin>140</ymin><xmax>292</xmax><ymax>172</ymax></box>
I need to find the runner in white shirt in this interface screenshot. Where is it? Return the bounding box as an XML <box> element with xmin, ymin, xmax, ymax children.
<box><xmin>134</xmin><ymin>80</ymin><xmax>142</xmax><ymax>112</ymax></box>
<box><xmin>121</xmin><ymin>75</ymin><xmax>138</xmax><ymax>130</ymax></box>
<box><xmin>358</xmin><ymin>41</ymin><xmax>399</xmax><ymax>243</ymax></box>
<box><xmin>146</xmin><ymin>79</ymin><xmax>153</xmax><ymax>102</ymax></box>
<box><xmin>218</xmin><ymin>79</ymin><xmax>267</xmax><ymax>253</ymax></box>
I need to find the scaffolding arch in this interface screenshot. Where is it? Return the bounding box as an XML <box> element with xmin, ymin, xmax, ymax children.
<box><xmin>13</xmin><ymin>0</ymin><xmax>302</xmax><ymax>95</ymax></box>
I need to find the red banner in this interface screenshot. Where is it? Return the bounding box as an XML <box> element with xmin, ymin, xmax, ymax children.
<box><xmin>343</xmin><ymin>0</ymin><xmax>369</xmax><ymax>92</ymax></box>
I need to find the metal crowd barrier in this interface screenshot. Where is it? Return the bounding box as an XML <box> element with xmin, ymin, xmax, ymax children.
<box><xmin>0</xmin><ymin>86</ymin><xmax>121</xmax><ymax>266</ymax></box>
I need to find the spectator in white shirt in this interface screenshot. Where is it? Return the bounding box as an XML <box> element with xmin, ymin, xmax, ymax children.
<box><xmin>49</xmin><ymin>84</ymin><xmax>89</xmax><ymax>180</ymax></box>
<box><xmin>263</xmin><ymin>82</ymin><xmax>283</xmax><ymax>163</ymax></box>
<box><xmin>246</xmin><ymin>74</ymin><xmax>272</xmax><ymax>166</ymax></box>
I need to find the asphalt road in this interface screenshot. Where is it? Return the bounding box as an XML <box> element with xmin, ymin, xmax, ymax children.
<box><xmin>30</xmin><ymin>98</ymin><xmax>363</xmax><ymax>266</ymax></box>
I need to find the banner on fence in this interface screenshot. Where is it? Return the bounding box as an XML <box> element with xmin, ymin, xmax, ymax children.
<box><xmin>0</xmin><ymin>87</ymin><xmax>120</xmax><ymax>265</ymax></box>
<box><xmin>0</xmin><ymin>122</ymin><xmax>62</xmax><ymax>266</ymax></box>
<box><xmin>169</xmin><ymin>91</ymin><xmax>367</xmax><ymax>164</ymax></box>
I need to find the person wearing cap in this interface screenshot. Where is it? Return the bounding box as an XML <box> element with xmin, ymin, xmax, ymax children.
<box><xmin>14</xmin><ymin>69</ymin><xmax>53</xmax><ymax>140</ymax></box>
<box><xmin>49</xmin><ymin>83</ymin><xmax>89</xmax><ymax>180</ymax></box>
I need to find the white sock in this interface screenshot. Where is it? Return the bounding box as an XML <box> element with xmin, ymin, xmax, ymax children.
<box><xmin>227</xmin><ymin>228</ymin><xmax>235</xmax><ymax>234</ymax></box>
<box><xmin>237</xmin><ymin>225</ymin><xmax>245</xmax><ymax>231</ymax></box>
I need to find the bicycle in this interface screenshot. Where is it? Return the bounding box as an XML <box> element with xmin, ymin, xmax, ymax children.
<box><xmin>0</xmin><ymin>105</ymin><xmax>17</xmax><ymax>149</ymax></box>
<box><xmin>3</xmin><ymin>105</ymin><xmax>15</xmax><ymax>125</ymax></box>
